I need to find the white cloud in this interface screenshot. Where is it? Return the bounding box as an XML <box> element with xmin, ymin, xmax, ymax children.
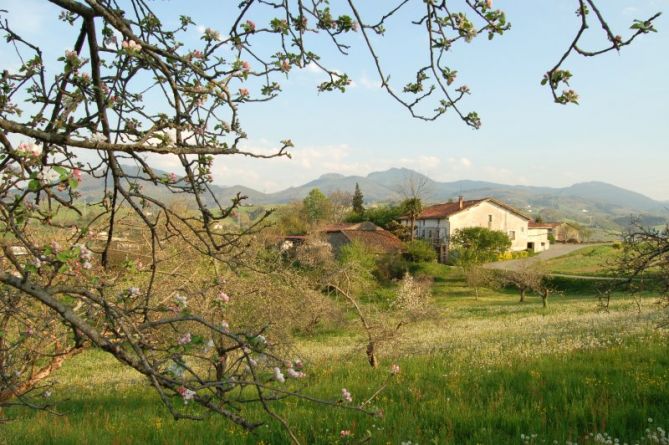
<box><xmin>305</xmin><ymin>62</ymin><xmax>321</xmax><ymax>73</ymax></box>
<box><xmin>359</xmin><ymin>72</ymin><xmax>382</xmax><ymax>90</ymax></box>
<box><xmin>397</xmin><ymin>155</ymin><xmax>441</xmax><ymax>172</ymax></box>
<box><xmin>480</xmin><ymin>166</ymin><xmax>529</xmax><ymax>185</ymax></box>
<box><xmin>448</xmin><ymin>157</ymin><xmax>472</xmax><ymax>168</ymax></box>
<box><xmin>129</xmin><ymin>140</ymin><xmax>528</xmax><ymax>195</ymax></box>
<box><xmin>622</xmin><ymin>6</ymin><xmax>639</xmax><ymax>16</ymax></box>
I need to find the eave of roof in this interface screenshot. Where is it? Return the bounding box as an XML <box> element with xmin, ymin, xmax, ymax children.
<box><xmin>405</xmin><ymin>198</ymin><xmax>530</xmax><ymax>221</ymax></box>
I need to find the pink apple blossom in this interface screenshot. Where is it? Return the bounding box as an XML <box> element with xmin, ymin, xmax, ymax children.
<box><xmin>203</xmin><ymin>28</ymin><xmax>222</xmax><ymax>42</ymax></box>
<box><xmin>178</xmin><ymin>332</ymin><xmax>192</xmax><ymax>345</ymax></box>
<box><xmin>64</xmin><ymin>50</ymin><xmax>79</xmax><ymax>62</ymax></box>
<box><xmin>243</xmin><ymin>20</ymin><xmax>256</xmax><ymax>33</ymax></box>
<box><xmin>17</xmin><ymin>141</ymin><xmax>41</xmax><ymax>158</ymax></box>
<box><xmin>287</xmin><ymin>368</ymin><xmax>305</xmax><ymax>379</ymax></box>
<box><xmin>121</xmin><ymin>40</ymin><xmax>141</xmax><ymax>52</ymax></box>
<box><xmin>218</xmin><ymin>291</ymin><xmax>230</xmax><ymax>303</ymax></box>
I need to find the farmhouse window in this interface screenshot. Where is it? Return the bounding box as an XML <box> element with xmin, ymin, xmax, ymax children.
<box><xmin>509</xmin><ymin>230</ymin><xmax>516</xmax><ymax>240</ymax></box>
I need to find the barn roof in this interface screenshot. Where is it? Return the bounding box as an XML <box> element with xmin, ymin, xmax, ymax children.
<box><xmin>320</xmin><ymin>221</ymin><xmax>404</xmax><ymax>254</ymax></box>
<box><xmin>338</xmin><ymin>229</ymin><xmax>404</xmax><ymax>254</ymax></box>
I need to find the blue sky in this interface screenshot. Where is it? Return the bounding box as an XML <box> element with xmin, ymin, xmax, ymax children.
<box><xmin>2</xmin><ymin>1</ymin><xmax>668</xmax><ymax>199</ymax></box>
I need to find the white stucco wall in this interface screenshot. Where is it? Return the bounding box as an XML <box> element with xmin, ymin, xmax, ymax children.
<box><xmin>527</xmin><ymin>228</ymin><xmax>550</xmax><ymax>252</ymax></box>
<box><xmin>448</xmin><ymin>201</ymin><xmax>529</xmax><ymax>252</ymax></box>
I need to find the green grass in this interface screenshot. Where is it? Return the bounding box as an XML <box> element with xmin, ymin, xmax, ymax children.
<box><xmin>2</xmin><ymin>338</ymin><xmax>667</xmax><ymax>445</ymax></box>
<box><xmin>2</xmin><ymin>264</ymin><xmax>668</xmax><ymax>445</ymax></box>
<box><xmin>544</xmin><ymin>245</ymin><xmax>621</xmax><ymax>277</ymax></box>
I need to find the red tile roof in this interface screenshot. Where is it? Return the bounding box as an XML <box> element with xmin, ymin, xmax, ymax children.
<box><xmin>528</xmin><ymin>222</ymin><xmax>558</xmax><ymax>229</ymax></box>
<box><xmin>339</xmin><ymin>230</ymin><xmax>404</xmax><ymax>254</ymax></box>
<box><xmin>319</xmin><ymin>221</ymin><xmax>404</xmax><ymax>254</ymax></box>
<box><xmin>401</xmin><ymin>198</ymin><xmax>530</xmax><ymax>220</ymax></box>
<box><xmin>401</xmin><ymin>198</ymin><xmax>529</xmax><ymax>221</ymax></box>
<box><xmin>320</xmin><ymin>221</ymin><xmax>384</xmax><ymax>232</ymax></box>
<box><xmin>411</xmin><ymin>199</ymin><xmax>486</xmax><ymax>220</ymax></box>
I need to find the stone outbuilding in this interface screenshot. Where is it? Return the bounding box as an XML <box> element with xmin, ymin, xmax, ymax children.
<box><xmin>320</xmin><ymin>222</ymin><xmax>404</xmax><ymax>256</ymax></box>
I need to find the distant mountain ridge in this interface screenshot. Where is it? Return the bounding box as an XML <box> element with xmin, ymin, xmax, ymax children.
<box><xmin>78</xmin><ymin>166</ymin><xmax>668</xmax><ymax>221</ymax></box>
<box><xmin>215</xmin><ymin>167</ymin><xmax>666</xmax><ymax>213</ymax></box>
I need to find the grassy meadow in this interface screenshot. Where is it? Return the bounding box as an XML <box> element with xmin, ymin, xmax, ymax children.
<box><xmin>2</xmin><ymin>263</ymin><xmax>668</xmax><ymax>445</ymax></box>
<box><xmin>543</xmin><ymin>244</ymin><xmax>620</xmax><ymax>277</ymax></box>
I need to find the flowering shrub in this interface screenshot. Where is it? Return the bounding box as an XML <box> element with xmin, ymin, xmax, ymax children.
<box><xmin>392</xmin><ymin>273</ymin><xmax>432</xmax><ymax>317</ymax></box>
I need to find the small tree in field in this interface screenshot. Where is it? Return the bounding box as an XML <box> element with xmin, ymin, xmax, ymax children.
<box><xmin>502</xmin><ymin>262</ymin><xmax>552</xmax><ymax>305</ymax></box>
<box><xmin>352</xmin><ymin>183</ymin><xmax>365</xmax><ymax>215</ymax></box>
<box><xmin>613</xmin><ymin>222</ymin><xmax>669</xmax><ymax>321</ymax></box>
<box><xmin>276</xmin><ymin>202</ymin><xmax>310</xmax><ymax>235</ymax></box>
<box><xmin>400</xmin><ymin>198</ymin><xmax>423</xmax><ymax>242</ymax></box>
<box><xmin>451</xmin><ymin>227</ymin><xmax>512</xmax><ymax>265</ymax></box>
<box><xmin>451</xmin><ymin>227</ymin><xmax>510</xmax><ymax>298</ymax></box>
<box><xmin>303</xmin><ymin>189</ymin><xmax>333</xmax><ymax>224</ymax></box>
<box><xmin>398</xmin><ymin>173</ymin><xmax>431</xmax><ymax>241</ymax></box>
<box><xmin>326</xmin><ymin>190</ymin><xmax>353</xmax><ymax>224</ymax></box>
<box><xmin>0</xmin><ymin>0</ymin><xmax>659</xmax><ymax>437</ymax></box>
<box><xmin>465</xmin><ymin>266</ymin><xmax>498</xmax><ymax>300</ymax></box>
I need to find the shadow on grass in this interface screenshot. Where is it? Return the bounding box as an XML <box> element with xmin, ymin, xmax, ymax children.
<box><xmin>4</xmin><ymin>340</ymin><xmax>669</xmax><ymax>445</ymax></box>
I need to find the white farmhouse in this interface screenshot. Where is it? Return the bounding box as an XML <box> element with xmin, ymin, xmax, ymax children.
<box><xmin>401</xmin><ymin>197</ymin><xmax>550</xmax><ymax>262</ymax></box>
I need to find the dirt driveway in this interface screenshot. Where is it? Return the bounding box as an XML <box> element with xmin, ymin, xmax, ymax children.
<box><xmin>485</xmin><ymin>244</ymin><xmax>600</xmax><ymax>272</ymax></box>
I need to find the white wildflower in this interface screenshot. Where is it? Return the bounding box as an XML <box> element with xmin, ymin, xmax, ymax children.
<box><xmin>174</xmin><ymin>294</ymin><xmax>188</xmax><ymax>307</ymax></box>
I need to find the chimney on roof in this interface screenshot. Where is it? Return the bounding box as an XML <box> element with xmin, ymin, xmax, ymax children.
<box><xmin>458</xmin><ymin>195</ymin><xmax>464</xmax><ymax>210</ymax></box>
